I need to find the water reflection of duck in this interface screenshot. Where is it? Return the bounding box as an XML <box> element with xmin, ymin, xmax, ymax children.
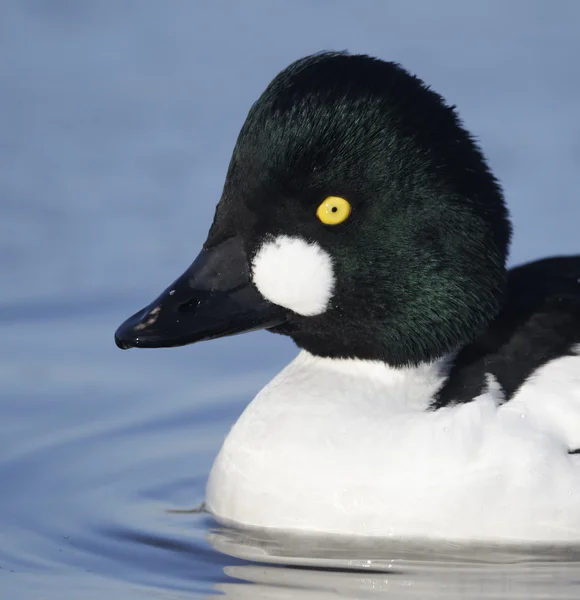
<box><xmin>208</xmin><ymin>527</ymin><xmax>580</xmax><ymax>600</ymax></box>
<box><xmin>116</xmin><ymin>52</ymin><xmax>580</xmax><ymax>542</ymax></box>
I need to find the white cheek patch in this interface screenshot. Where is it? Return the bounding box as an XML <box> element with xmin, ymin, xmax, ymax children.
<box><xmin>251</xmin><ymin>235</ymin><xmax>335</xmax><ymax>316</ymax></box>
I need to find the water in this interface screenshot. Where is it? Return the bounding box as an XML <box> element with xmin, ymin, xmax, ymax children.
<box><xmin>1</xmin><ymin>1</ymin><xmax>580</xmax><ymax>597</ymax></box>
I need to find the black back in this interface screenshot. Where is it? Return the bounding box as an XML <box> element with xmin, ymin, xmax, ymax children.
<box><xmin>433</xmin><ymin>255</ymin><xmax>580</xmax><ymax>408</ymax></box>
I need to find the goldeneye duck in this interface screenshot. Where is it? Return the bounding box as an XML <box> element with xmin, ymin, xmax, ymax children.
<box><xmin>115</xmin><ymin>52</ymin><xmax>580</xmax><ymax>542</ymax></box>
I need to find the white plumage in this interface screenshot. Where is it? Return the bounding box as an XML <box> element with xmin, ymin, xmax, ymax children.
<box><xmin>207</xmin><ymin>349</ymin><xmax>580</xmax><ymax>542</ymax></box>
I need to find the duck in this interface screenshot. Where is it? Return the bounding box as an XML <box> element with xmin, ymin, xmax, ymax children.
<box><xmin>115</xmin><ymin>52</ymin><xmax>580</xmax><ymax>543</ymax></box>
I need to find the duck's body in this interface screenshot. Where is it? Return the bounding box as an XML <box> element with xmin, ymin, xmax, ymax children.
<box><xmin>208</xmin><ymin>351</ymin><xmax>580</xmax><ymax>542</ymax></box>
<box><xmin>207</xmin><ymin>256</ymin><xmax>580</xmax><ymax>542</ymax></box>
<box><xmin>116</xmin><ymin>52</ymin><xmax>580</xmax><ymax>543</ymax></box>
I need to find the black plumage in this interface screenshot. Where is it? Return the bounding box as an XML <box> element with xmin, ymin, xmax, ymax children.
<box><xmin>434</xmin><ymin>255</ymin><xmax>580</xmax><ymax>409</ymax></box>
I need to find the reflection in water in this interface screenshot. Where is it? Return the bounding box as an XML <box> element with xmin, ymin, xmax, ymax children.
<box><xmin>218</xmin><ymin>563</ymin><xmax>580</xmax><ymax>600</ymax></box>
<box><xmin>209</xmin><ymin>525</ymin><xmax>580</xmax><ymax>599</ymax></box>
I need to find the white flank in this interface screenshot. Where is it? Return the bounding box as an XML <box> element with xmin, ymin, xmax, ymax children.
<box><xmin>207</xmin><ymin>350</ymin><xmax>580</xmax><ymax>542</ymax></box>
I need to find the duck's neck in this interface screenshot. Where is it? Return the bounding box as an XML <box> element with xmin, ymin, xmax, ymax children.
<box><xmin>255</xmin><ymin>350</ymin><xmax>451</xmax><ymax>415</ymax></box>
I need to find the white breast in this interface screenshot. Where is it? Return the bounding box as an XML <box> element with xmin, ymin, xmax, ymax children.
<box><xmin>206</xmin><ymin>350</ymin><xmax>580</xmax><ymax>542</ymax></box>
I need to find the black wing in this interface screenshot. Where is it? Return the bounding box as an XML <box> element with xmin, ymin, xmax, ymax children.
<box><xmin>433</xmin><ymin>255</ymin><xmax>580</xmax><ymax>409</ymax></box>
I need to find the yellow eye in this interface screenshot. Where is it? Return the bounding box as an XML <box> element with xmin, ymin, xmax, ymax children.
<box><xmin>316</xmin><ymin>196</ymin><xmax>351</xmax><ymax>225</ymax></box>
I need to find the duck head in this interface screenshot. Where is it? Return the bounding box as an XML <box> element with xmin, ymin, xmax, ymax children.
<box><xmin>115</xmin><ymin>52</ymin><xmax>511</xmax><ymax>366</ymax></box>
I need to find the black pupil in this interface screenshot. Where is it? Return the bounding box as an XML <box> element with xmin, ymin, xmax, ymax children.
<box><xmin>331</xmin><ymin>206</ymin><xmax>338</xmax><ymax>213</ymax></box>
